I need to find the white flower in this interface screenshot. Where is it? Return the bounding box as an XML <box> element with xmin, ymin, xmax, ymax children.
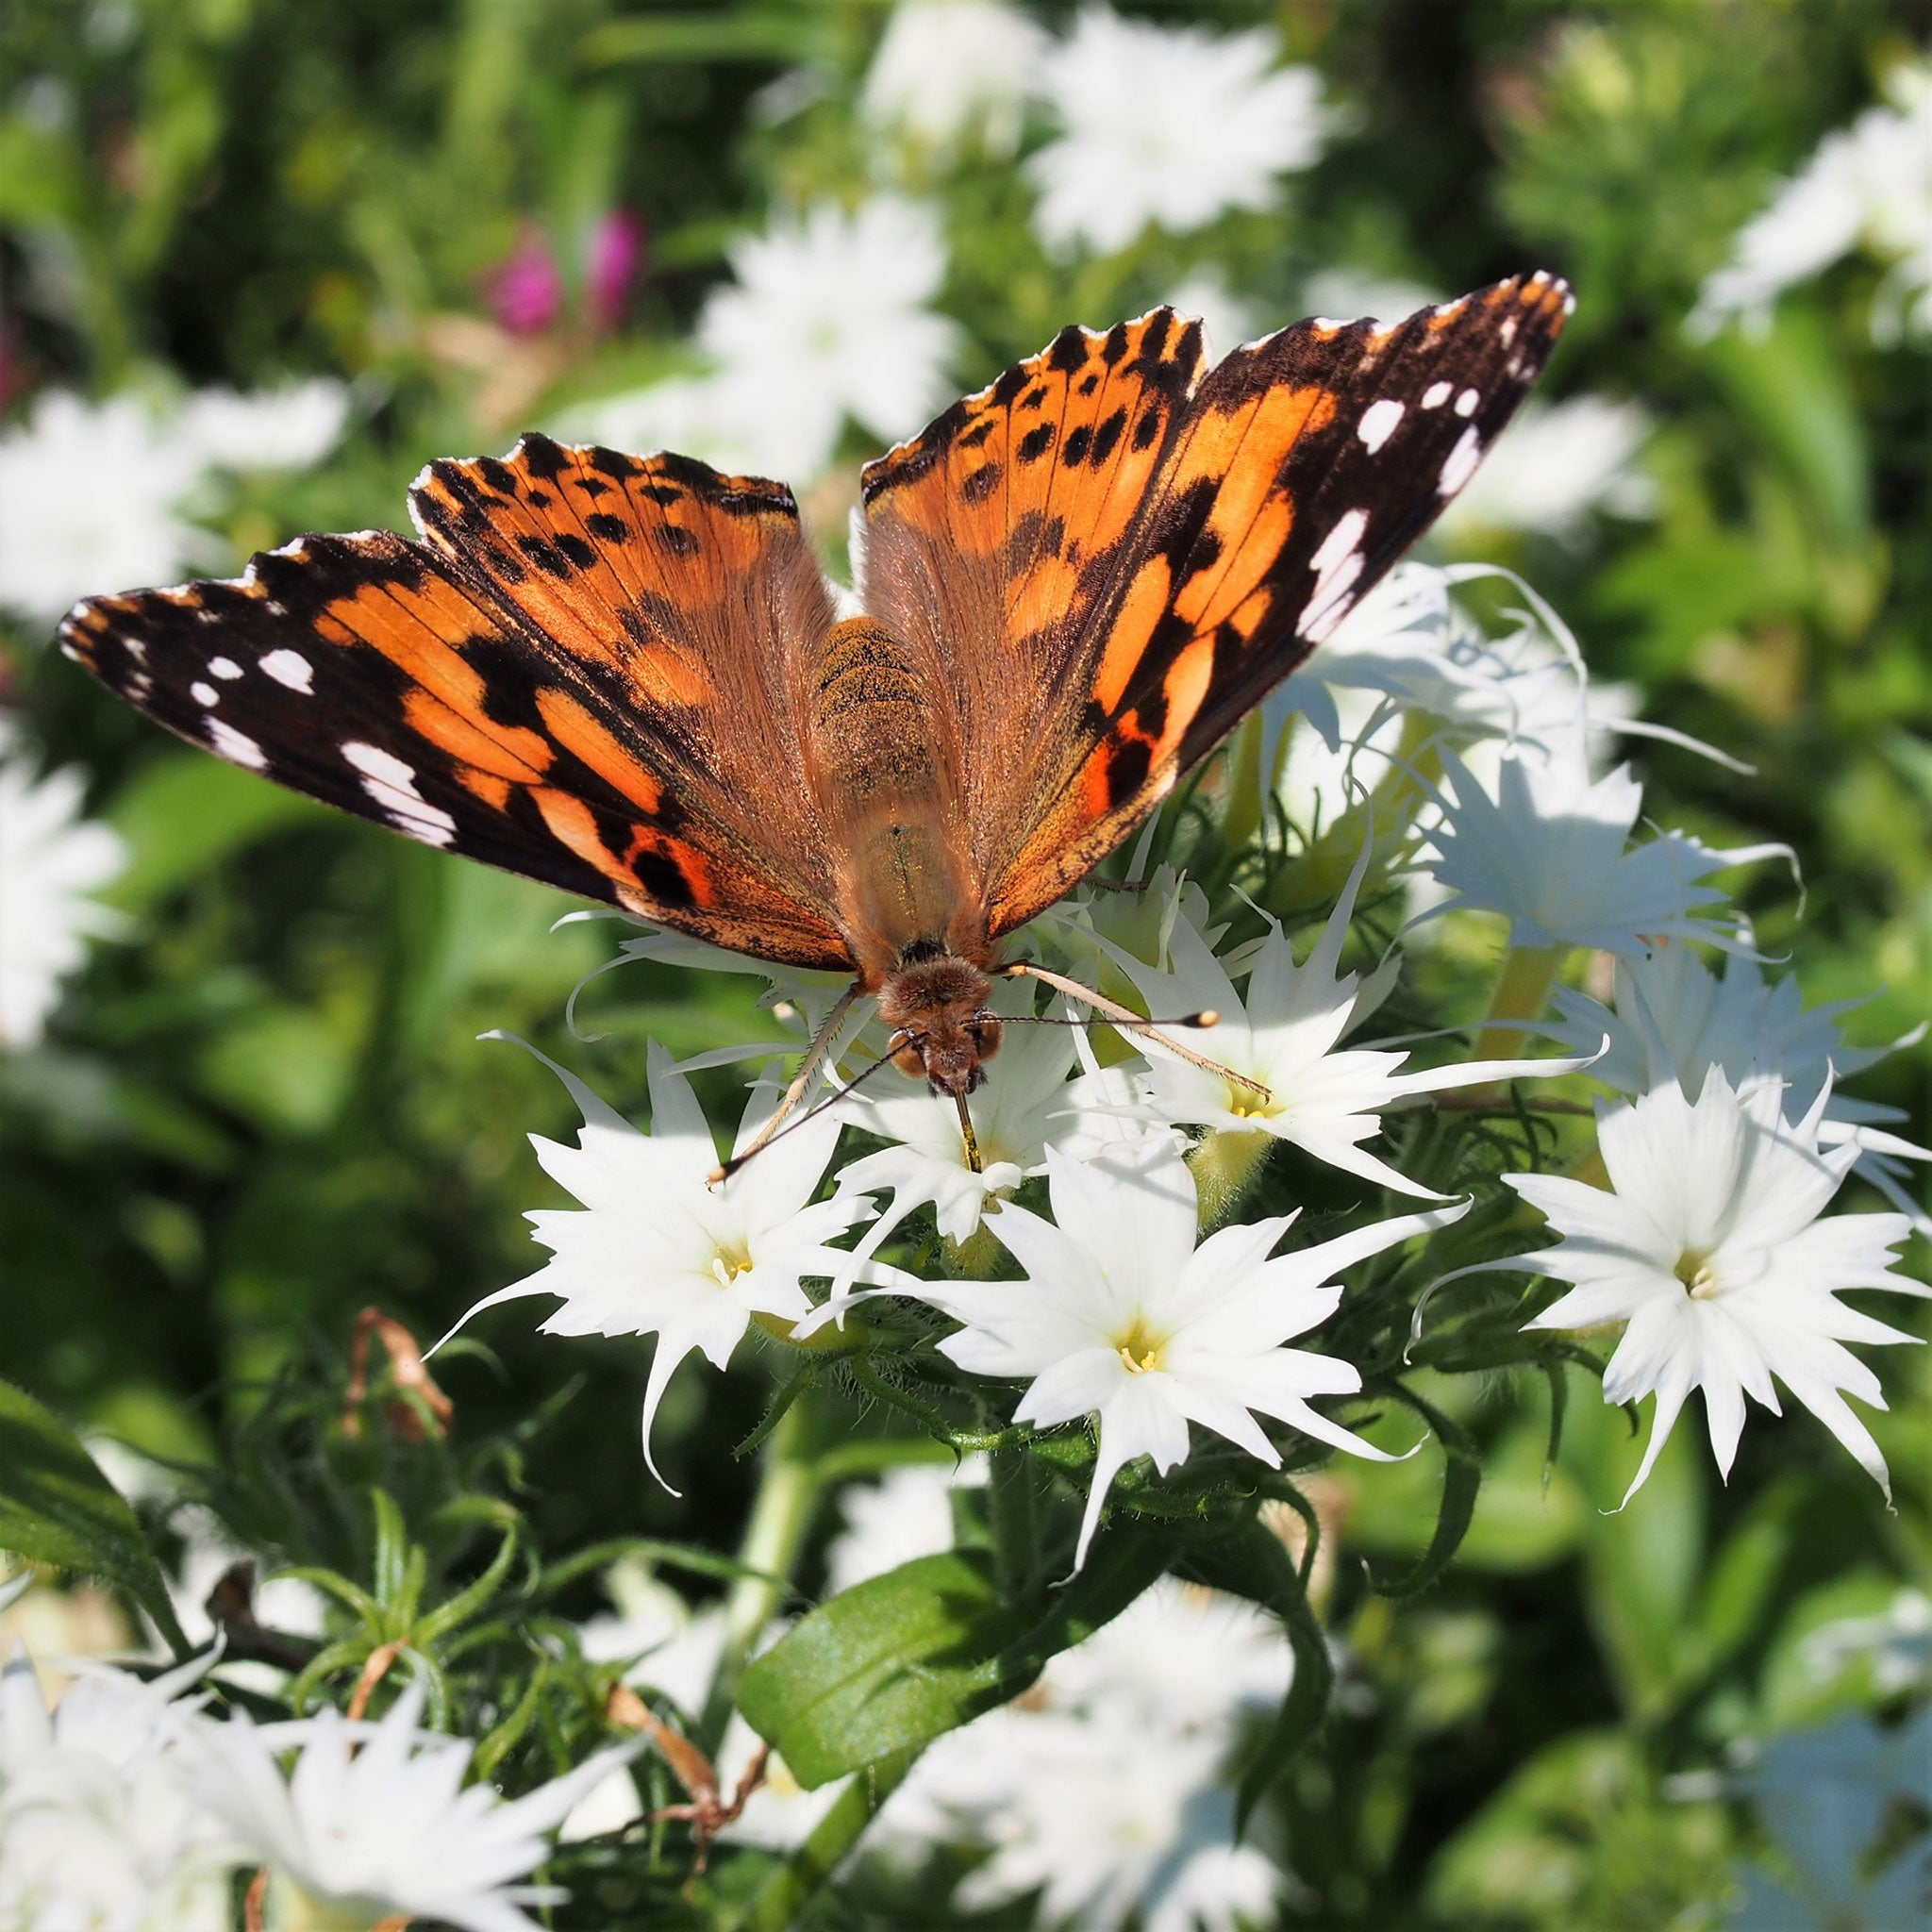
<box><xmin>1102</xmin><ymin>840</ymin><xmax>1598</xmax><ymax>1199</ymax></box>
<box><xmin>924</xmin><ymin>1136</ymin><xmax>1461</xmax><ymax>1567</ymax></box>
<box><xmin>1690</xmin><ymin>59</ymin><xmax>1932</xmax><ymax>344</ymax></box>
<box><xmin>1028</xmin><ymin>10</ymin><xmax>1339</xmax><ymax>257</ymax></box>
<box><xmin>575</xmin><ymin>198</ymin><xmax>960</xmax><ymax>481</ymax></box>
<box><xmin>1546</xmin><ymin>945</ymin><xmax>1930</xmax><ymax>1237</ymax></box>
<box><xmin>0</xmin><ymin>385</ymin><xmax>348</xmax><ymax>624</ymax></box>
<box><xmin>1423</xmin><ymin>730</ymin><xmax>1786</xmax><ymax>955</ymax></box>
<box><xmin>0</xmin><ymin>1645</ymin><xmax>229</xmax><ymax>1931</ymax></box>
<box><xmin>828</xmin><ymin>983</ymin><xmax>1157</xmax><ymax>1282</ymax></box>
<box><xmin>824</xmin><ymin>1457</ymin><xmax>987</xmax><ymax>1594</ymax></box>
<box><xmin>1507</xmin><ymin>1069</ymin><xmax>1925</xmax><ymax>1505</ymax></box>
<box><xmin>0</xmin><ymin>718</ymin><xmax>125</xmax><ymax>1049</ymax></box>
<box><xmin>1435</xmin><ymin>395</ymin><xmax>1656</xmax><ymax>542</ymax></box>
<box><xmin>861</xmin><ymin>0</ymin><xmax>1046</xmax><ymax>158</ymax></box>
<box><xmin>945</xmin><ymin>1714</ymin><xmax>1281</xmax><ymax>1932</ymax></box>
<box><xmin>441</xmin><ymin>1040</ymin><xmax>874</xmax><ymax>1486</ymax></box>
<box><xmin>184</xmin><ymin>1680</ymin><xmax>632</xmax><ymax>1932</ymax></box>
<box><xmin>1266</xmin><ymin>563</ymin><xmax>1638</xmax><ymax>838</ymax></box>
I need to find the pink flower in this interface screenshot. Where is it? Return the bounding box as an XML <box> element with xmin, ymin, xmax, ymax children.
<box><xmin>484</xmin><ymin>229</ymin><xmax>564</xmax><ymax>337</ymax></box>
<box><xmin>584</xmin><ymin>210</ymin><xmax>646</xmax><ymax>331</ymax></box>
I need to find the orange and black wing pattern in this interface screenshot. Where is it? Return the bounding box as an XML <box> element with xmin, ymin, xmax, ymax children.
<box><xmin>59</xmin><ymin>438</ymin><xmax>854</xmax><ymax>969</ymax></box>
<box><xmin>860</xmin><ymin>273</ymin><xmax>1574</xmax><ymax>939</ymax></box>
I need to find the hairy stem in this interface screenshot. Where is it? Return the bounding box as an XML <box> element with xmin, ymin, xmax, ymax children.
<box><xmin>700</xmin><ymin>1392</ymin><xmax>821</xmax><ymax>1754</ymax></box>
<box><xmin>730</xmin><ymin>1746</ymin><xmax>923</xmax><ymax>1932</ymax></box>
<box><xmin>1474</xmin><ymin>943</ymin><xmax>1567</xmax><ymax>1063</ymax></box>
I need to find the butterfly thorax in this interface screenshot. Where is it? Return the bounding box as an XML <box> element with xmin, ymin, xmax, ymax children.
<box><xmin>808</xmin><ymin>615</ymin><xmax>987</xmax><ymax>988</ymax></box>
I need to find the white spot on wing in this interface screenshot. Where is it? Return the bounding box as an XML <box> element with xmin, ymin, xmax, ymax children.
<box><xmin>208</xmin><ymin>656</ymin><xmax>243</xmax><ymax>679</ymax></box>
<box><xmin>1421</xmin><ymin>381</ymin><xmax>1452</xmax><ymax>409</ymax></box>
<box><xmin>1356</xmin><ymin>398</ymin><xmax>1406</xmax><ymax>453</ymax></box>
<box><xmin>341</xmin><ymin>740</ymin><xmax>458</xmax><ymax>847</ymax></box>
<box><xmin>208</xmin><ymin>717</ymin><xmax>268</xmax><ymax>769</ymax></box>
<box><xmin>191</xmin><ymin>680</ymin><xmax>219</xmax><ymax>707</ymax></box>
<box><xmin>1301</xmin><ymin>508</ymin><xmax>1370</xmax><ymax>642</ymax></box>
<box><xmin>259</xmin><ymin>649</ymin><xmax>314</xmax><ymax>692</ymax></box>
<box><xmin>125</xmin><ymin>638</ymin><xmax>149</xmax><ymax>664</ymax></box>
<box><xmin>1455</xmin><ymin>388</ymin><xmax>1480</xmax><ymax>417</ymax></box>
<box><xmin>1438</xmin><ymin>425</ymin><xmax>1484</xmax><ymax>495</ymax></box>
<box><xmin>1499</xmin><ymin>315</ymin><xmax>1519</xmax><ymax>346</ymax></box>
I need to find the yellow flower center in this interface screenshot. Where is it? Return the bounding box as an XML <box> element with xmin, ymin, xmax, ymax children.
<box><xmin>1674</xmin><ymin>1249</ymin><xmax>1719</xmax><ymax>1298</ymax></box>
<box><xmin>1113</xmin><ymin>1315</ymin><xmax>1166</xmax><ymax>1375</ymax></box>
<box><xmin>710</xmin><ymin>1246</ymin><xmax>754</xmax><ymax>1289</ymax></box>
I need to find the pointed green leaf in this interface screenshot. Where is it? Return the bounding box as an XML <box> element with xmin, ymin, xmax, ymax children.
<box><xmin>0</xmin><ymin>1381</ymin><xmax>188</xmax><ymax>1656</ymax></box>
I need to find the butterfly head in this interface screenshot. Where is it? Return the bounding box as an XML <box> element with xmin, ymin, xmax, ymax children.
<box><xmin>875</xmin><ymin>952</ymin><xmax>1003</xmax><ymax>1098</ymax></box>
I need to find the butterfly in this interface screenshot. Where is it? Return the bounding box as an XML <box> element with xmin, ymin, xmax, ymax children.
<box><xmin>62</xmin><ymin>272</ymin><xmax>1572</xmax><ymax>1158</ymax></box>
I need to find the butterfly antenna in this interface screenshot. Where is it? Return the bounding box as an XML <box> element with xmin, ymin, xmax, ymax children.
<box><xmin>1000</xmin><ymin>961</ymin><xmax>1270</xmax><ymax>1100</ymax></box>
<box><xmin>954</xmin><ymin>1091</ymin><xmax>983</xmax><ymax>1175</ymax></box>
<box><xmin>708</xmin><ymin>1038</ymin><xmax>905</xmax><ymax>1187</ymax></box>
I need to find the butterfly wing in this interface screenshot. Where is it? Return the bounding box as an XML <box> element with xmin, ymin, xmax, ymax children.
<box><xmin>859</xmin><ymin>273</ymin><xmax>1574</xmax><ymax>939</ymax></box>
<box><xmin>60</xmin><ymin>440</ymin><xmax>855</xmax><ymax>969</ymax></box>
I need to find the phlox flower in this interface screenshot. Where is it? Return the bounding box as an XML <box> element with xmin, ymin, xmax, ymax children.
<box><xmin>860</xmin><ymin>0</ymin><xmax>1046</xmax><ymax>158</ymax></box>
<box><xmin>829</xmin><ymin>984</ymin><xmax>1160</xmax><ymax>1282</ymax></box>
<box><xmin>1422</xmin><ymin>730</ymin><xmax>1789</xmax><ymax>955</ymax></box>
<box><xmin>1028</xmin><ymin>10</ymin><xmax>1340</xmax><ymax>257</ymax></box>
<box><xmin>0</xmin><ymin>383</ymin><xmax>348</xmax><ymax>623</ymax></box>
<box><xmin>923</xmin><ymin>1135</ymin><xmax>1464</xmax><ymax>1567</ymax></box>
<box><xmin>0</xmin><ymin>1645</ymin><xmax>229</xmax><ymax>1931</ymax></box>
<box><xmin>824</xmin><ymin>1457</ymin><xmax>988</xmax><ymax>1594</ymax></box>
<box><xmin>1101</xmin><ymin>840</ymin><xmax>1599</xmax><ymax>1199</ymax></box>
<box><xmin>575</xmin><ymin>197</ymin><xmax>959</xmax><ymax>481</ymax></box>
<box><xmin>1506</xmin><ymin>1069</ymin><xmax>1925</xmax><ymax>1505</ymax></box>
<box><xmin>441</xmin><ymin>1039</ymin><xmax>875</xmax><ymax>1487</ymax></box>
<box><xmin>1546</xmin><ymin>944</ymin><xmax>1930</xmax><ymax>1237</ymax></box>
<box><xmin>1435</xmin><ymin>395</ymin><xmax>1657</xmax><ymax>542</ymax></box>
<box><xmin>183</xmin><ymin>1680</ymin><xmax>633</xmax><ymax>1932</ymax></box>
<box><xmin>0</xmin><ymin>717</ymin><xmax>126</xmax><ymax>1049</ymax></box>
<box><xmin>1689</xmin><ymin>58</ymin><xmax>1932</xmax><ymax>345</ymax></box>
<box><xmin>882</xmin><ymin>1580</ymin><xmax>1291</xmax><ymax>1930</ymax></box>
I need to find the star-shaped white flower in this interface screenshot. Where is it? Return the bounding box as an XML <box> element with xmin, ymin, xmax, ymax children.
<box><xmin>1102</xmin><ymin>840</ymin><xmax>1600</xmax><ymax>1198</ymax></box>
<box><xmin>1547</xmin><ymin>944</ymin><xmax>1931</xmax><ymax>1238</ymax></box>
<box><xmin>1423</xmin><ymin>734</ymin><xmax>1791</xmax><ymax>956</ymax></box>
<box><xmin>1506</xmin><ymin>1068</ymin><xmax>1926</xmax><ymax>1505</ymax></box>
<box><xmin>923</xmin><ymin>1137</ymin><xmax>1464</xmax><ymax>1567</ymax></box>
<box><xmin>860</xmin><ymin>0</ymin><xmax>1047</xmax><ymax>158</ymax></box>
<box><xmin>0</xmin><ymin>1645</ymin><xmax>228</xmax><ymax>1932</ymax></box>
<box><xmin>183</xmin><ymin>1680</ymin><xmax>633</xmax><ymax>1932</ymax></box>
<box><xmin>0</xmin><ymin>717</ymin><xmax>127</xmax><ymax>1049</ymax></box>
<box><xmin>442</xmin><ymin>1038</ymin><xmax>874</xmax><ymax>1486</ymax></box>
<box><xmin>1027</xmin><ymin>10</ymin><xmax>1339</xmax><ymax>256</ymax></box>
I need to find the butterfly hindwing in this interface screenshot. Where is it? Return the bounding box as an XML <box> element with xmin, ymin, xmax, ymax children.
<box><xmin>58</xmin><ymin>486</ymin><xmax>856</xmax><ymax>969</ymax></box>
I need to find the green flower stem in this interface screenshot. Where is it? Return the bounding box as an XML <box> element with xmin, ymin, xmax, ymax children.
<box><xmin>1189</xmin><ymin>1126</ymin><xmax>1274</xmax><ymax>1228</ymax></box>
<box><xmin>730</xmin><ymin>1746</ymin><xmax>923</xmax><ymax>1932</ymax></box>
<box><xmin>700</xmin><ymin>1392</ymin><xmax>822</xmax><ymax>1754</ymax></box>
<box><xmin>1473</xmin><ymin>943</ymin><xmax>1568</xmax><ymax>1064</ymax></box>
<box><xmin>988</xmin><ymin>1441</ymin><xmax>1039</xmax><ymax>1600</ymax></box>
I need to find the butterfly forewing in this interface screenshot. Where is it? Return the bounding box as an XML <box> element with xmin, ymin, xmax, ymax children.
<box><xmin>864</xmin><ymin>272</ymin><xmax>1572</xmax><ymax>938</ymax></box>
<box><xmin>59</xmin><ymin>470</ymin><xmax>856</xmax><ymax>969</ymax></box>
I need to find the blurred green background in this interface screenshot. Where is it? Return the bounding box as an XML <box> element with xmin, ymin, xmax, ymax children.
<box><xmin>2</xmin><ymin>3</ymin><xmax>1926</xmax><ymax>1926</ymax></box>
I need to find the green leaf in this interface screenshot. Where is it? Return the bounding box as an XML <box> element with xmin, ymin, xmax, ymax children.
<box><xmin>0</xmin><ymin>1381</ymin><xmax>188</xmax><ymax>1656</ymax></box>
<box><xmin>1365</xmin><ymin>1388</ymin><xmax>1482</xmax><ymax>1597</ymax></box>
<box><xmin>106</xmin><ymin>752</ymin><xmax>321</xmax><ymax>914</ymax></box>
<box><xmin>738</xmin><ymin>1529</ymin><xmax>1166</xmax><ymax>1789</ymax></box>
<box><xmin>1178</xmin><ymin>1517</ymin><xmax>1334</xmax><ymax>1833</ymax></box>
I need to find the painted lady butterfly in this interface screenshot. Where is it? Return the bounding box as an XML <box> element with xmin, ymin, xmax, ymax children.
<box><xmin>62</xmin><ymin>274</ymin><xmax>1572</xmax><ymax>1146</ymax></box>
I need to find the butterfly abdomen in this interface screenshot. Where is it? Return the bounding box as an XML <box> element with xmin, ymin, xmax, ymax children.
<box><xmin>808</xmin><ymin>616</ymin><xmax>983</xmax><ymax>984</ymax></box>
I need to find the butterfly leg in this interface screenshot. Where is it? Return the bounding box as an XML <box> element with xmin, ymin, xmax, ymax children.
<box><xmin>713</xmin><ymin>980</ymin><xmax>866</xmax><ymax>1182</ymax></box>
<box><xmin>998</xmin><ymin>961</ymin><xmax>1270</xmax><ymax>1100</ymax></box>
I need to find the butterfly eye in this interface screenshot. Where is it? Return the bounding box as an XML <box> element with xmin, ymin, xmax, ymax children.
<box><xmin>891</xmin><ymin>1036</ymin><xmax>928</xmax><ymax>1082</ymax></box>
<box><xmin>969</xmin><ymin>1017</ymin><xmax>1004</xmax><ymax>1064</ymax></box>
